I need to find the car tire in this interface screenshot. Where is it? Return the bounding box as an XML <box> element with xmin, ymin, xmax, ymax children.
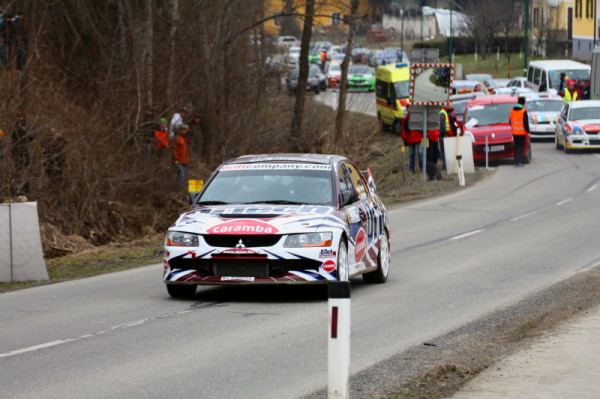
<box><xmin>337</xmin><ymin>240</ymin><xmax>349</xmax><ymax>282</ymax></box>
<box><xmin>166</xmin><ymin>284</ymin><xmax>196</xmax><ymax>298</ymax></box>
<box><xmin>555</xmin><ymin>135</ymin><xmax>562</xmax><ymax>150</ymax></box>
<box><xmin>563</xmin><ymin>139</ymin><xmax>571</xmax><ymax>154</ymax></box>
<box><xmin>392</xmin><ymin>119</ymin><xmax>402</xmax><ymax>136</ymax></box>
<box><xmin>363</xmin><ymin>230</ymin><xmax>389</xmax><ymax>284</ymax></box>
<box><xmin>313</xmin><ymin>86</ymin><xmax>320</xmax><ymax>94</ymax></box>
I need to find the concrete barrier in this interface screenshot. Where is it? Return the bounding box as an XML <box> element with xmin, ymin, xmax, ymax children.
<box><xmin>0</xmin><ymin>202</ymin><xmax>49</xmax><ymax>282</ymax></box>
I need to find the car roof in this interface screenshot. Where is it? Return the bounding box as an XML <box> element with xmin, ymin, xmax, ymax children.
<box><xmin>453</xmin><ymin>80</ymin><xmax>482</xmax><ymax>86</ymax></box>
<box><xmin>450</xmin><ymin>92</ymin><xmax>486</xmax><ymax>102</ymax></box>
<box><xmin>568</xmin><ymin>100</ymin><xmax>600</xmax><ymax>109</ymax></box>
<box><xmin>522</xmin><ymin>93</ymin><xmax>563</xmax><ymax>101</ymax></box>
<box><xmin>528</xmin><ymin>60</ymin><xmax>590</xmax><ymax>70</ymax></box>
<box><xmin>467</xmin><ymin>94</ymin><xmax>519</xmax><ymax>106</ymax></box>
<box><xmin>224</xmin><ymin>153</ymin><xmax>346</xmax><ymax>166</ymax></box>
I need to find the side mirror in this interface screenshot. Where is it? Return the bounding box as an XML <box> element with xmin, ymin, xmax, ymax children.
<box><xmin>340</xmin><ymin>189</ymin><xmax>354</xmax><ymax>207</ymax></box>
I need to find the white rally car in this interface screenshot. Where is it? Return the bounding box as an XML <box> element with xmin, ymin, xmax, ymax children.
<box><xmin>523</xmin><ymin>93</ymin><xmax>565</xmax><ymax>139</ymax></box>
<box><xmin>163</xmin><ymin>154</ymin><xmax>390</xmax><ymax>298</ymax></box>
<box><xmin>555</xmin><ymin>100</ymin><xmax>600</xmax><ymax>152</ymax></box>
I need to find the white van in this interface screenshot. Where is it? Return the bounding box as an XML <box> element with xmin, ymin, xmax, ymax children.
<box><xmin>526</xmin><ymin>60</ymin><xmax>591</xmax><ymax>93</ymax></box>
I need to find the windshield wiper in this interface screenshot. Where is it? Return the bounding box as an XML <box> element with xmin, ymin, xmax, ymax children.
<box><xmin>245</xmin><ymin>200</ymin><xmax>304</xmax><ymax>205</ymax></box>
<box><xmin>196</xmin><ymin>201</ymin><xmax>230</xmax><ymax>205</ymax></box>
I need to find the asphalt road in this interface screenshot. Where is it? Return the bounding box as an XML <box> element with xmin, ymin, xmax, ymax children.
<box><xmin>1</xmin><ymin>141</ymin><xmax>599</xmax><ymax>399</ymax></box>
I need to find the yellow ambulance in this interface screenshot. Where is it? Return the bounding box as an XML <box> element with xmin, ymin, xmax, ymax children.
<box><xmin>375</xmin><ymin>63</ymin><xmax>411</xmax><ymax>135</ymax></box>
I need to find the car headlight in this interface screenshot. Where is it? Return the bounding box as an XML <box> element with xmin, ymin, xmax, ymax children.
<box><xmin>167</xmin><ymin>231</ymin><xmax>199</xmax><ymax>247</ymax></box>
<box><xmin>284</xmin><ymin>232</ymin><xmax>333</xmax><ymax>248</ymax></box>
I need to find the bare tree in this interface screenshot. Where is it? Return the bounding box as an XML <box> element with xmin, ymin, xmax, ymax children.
<box><xmin>334</xmin><ymin>0</ymin><xmax>360</xmax><ymax>146</ymax></box>
<box><xmin>290</xmin><ymin>0</ymin><xmax>315</xmax><ymax>149</ymax></box>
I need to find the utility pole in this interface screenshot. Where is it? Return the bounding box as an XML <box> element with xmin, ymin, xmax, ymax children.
<box><xmin>401</xmin><ymin>7</ymin><xmax>404</xmax><ymax>53</ymax></box>
<box><xmin>524</xmin><ymin>0</ymin><xmax>530</xmax><ymax>76</ymax></box>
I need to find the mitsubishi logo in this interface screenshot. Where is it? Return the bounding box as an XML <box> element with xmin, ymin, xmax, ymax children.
<box><xmin>491</xmin><ymin>133</ymin><xmax>496</xmax><ymax>139</ymax></box>
<box><xmin>235</xmin><ymin>239</ymin><xmax>246</xmax><ymax>248</ymax></box>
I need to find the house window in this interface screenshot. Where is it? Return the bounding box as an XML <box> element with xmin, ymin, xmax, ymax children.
<box><xmin>332</xmin><ymin>12</ymin><xmax>342</xmax><ymax>25</ymax></box>
<box><xmin>533</xmin><ymin>8</ymin><xmax>539</xmax><ymax>29</ymax></box>
<box><xmin>585</xmin><ymin>0</ymin><xmax>592</xmax><ymax>18</ymax></box>
<box><xmin>575</xmin><ymin>0</ymin><xmax>582</xmax><ymax>18</ymax></box>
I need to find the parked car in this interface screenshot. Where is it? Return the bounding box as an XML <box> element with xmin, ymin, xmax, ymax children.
<box><xmin>555</xmin><ymin>100</ymin><xmax>600</xmax><ymax>152</ymax></box>
<box><xmin>483</xmin><ymin>78</ymin><xmax>510</xmax><ymax>94</ymax></box>
<box><xmin>507</xmin><ymin>77</ymin><xmax>528</xmax><ymax>89</ymax></box>
<box><xmin>451</xmin><ymin>80</ymin><xmax>490</xmax><ymax>95</ymax></box>
<box><xmin>285</xmin><ymin>64</ymin><xmax>326</xmax><ymax>94</ymax></box>
<box><xmin>276</xmin><ymin>35</ymin><xmax>299</xmax><ymax>48</ymax></box>
<box><xmin>521</xmin><ymin>93</ymin><xmax>565</xmax><ymax>139</ymax></box>
<box><xmin>465</xmin><ymin>73</ymin><xmax>493</xmax><ymax>83</ymax></box>
<box><xmin>348</xmin><ymin>64</ymin><xmax>376</xmax><ymax>91</ymax></box>
<box><xmin>162</xmin><ymin>153</ymin><xmax>391</xmax><ymax>297</ymax></box>
<box><xmin>352</xmin><ymin>48</ymin><xmax>371</xmax><ymax>64</ymax></box>
<box><xmin>325</xmin><ymin>62</ymin><xmax>342</xmax><ymax>87</ymax></box>
<box><xmin>384</xmin><ymin>47</ymin><xmax>410</xmax><ymax>63</ymax></box>
<box><xmin>286</xmin><ymin>46</ymin><xmax>301</xmax><ymax>65</ymax></box>
<box><xmin>462</xmin><ymin>94</ymin><xmax>531</xmax><ymax>163</ymax></box>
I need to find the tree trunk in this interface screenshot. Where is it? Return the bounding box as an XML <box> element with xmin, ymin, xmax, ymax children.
<box><xmin>142</xmin><ymin>0</ymin><xmax>154</xmax><ymax>107</ymax></box>
<box><xmin>334</xmin><ymin>0</ymin><xmax>359</xmax><ymax>147</ymax></box>
<box><xmin>290</xmin><ymin>0</ymin><xmax>315</xmax><ymax>150</ymax></box>
<box><xmin>166</xmin><ymin>0</ymin><xmax>179</xmax><ymax>106</ymax></box>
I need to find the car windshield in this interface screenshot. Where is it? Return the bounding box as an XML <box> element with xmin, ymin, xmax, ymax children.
<box><xmin>548</xmin><ymin>69</ymin><xmax>591</xmax><ymax>89</ymax></box>
<box><xmin>394</xmin><ymin>80</ymin><xmax>410</xmax><ymax>99</ymax></box>
<box><xmin>526</xmin><ymin>100</ymin><xmax>564</xmax><ymax>113</ymax></box>
<box><xmin>198</xmin><ymin>165</ymin><xmax>335</xmax><ymax>206</ymax></box>
<box><xmin>329</xmin><ymin>64</ymin><xmax>341</xmax><ymax>73</ymax></box>
<box><xmin>465</xmin><ymin>102</ymin><xmax>515</xmax><ymax>126</ymax></box>
<box><xmin>349</xmin><ymin>65</ymin><xmax>372</xmax><ymax>74</ymax></box>
<box><xmin>452</xmin><ymin>100</ymin><xmax>470</xmax><ymax>117</ymax></box>
<box><xmin>570</xmin><ymin>107</ymin><xmax>600</xmax><ymax>120</ymax></box>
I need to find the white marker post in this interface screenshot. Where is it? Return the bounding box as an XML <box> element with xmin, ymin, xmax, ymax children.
<box><xmin>328</xmin><ymin>281</ymin><xmax>351</xmax><ymax>399</ymax></box>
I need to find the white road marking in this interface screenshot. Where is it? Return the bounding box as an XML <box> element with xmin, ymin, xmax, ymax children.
<box><xmin>511</xmin><ymin>211</ymin><xmax>538</xmax><ymax>221</ymax></box>
<box><xmin>451</xmin><ymin>229</ymin><xmax>484</xmax><ymax>240</ymax></box>
<box><xmin>587</xmin><ymin>184</ymin><xmax>597</xmax><ymax>193</ymax></box>
<box><xmin>0</xmin><ymin>309</ymin><xmax>195</xmax><ymax>359</ymax></box>
<box><xmin>556</xmin><ymin>198</ymin><xmax>573</xmax><ymax>206</ymax></box>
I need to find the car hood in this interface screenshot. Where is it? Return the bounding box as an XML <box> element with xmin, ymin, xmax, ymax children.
<box><xmin>170</xmin><ymin>204</ymin><xmax>340</xmax><ymax>235</ymax></box>
<box><xmin>468</xmin><ymin>124</ymin><xmax>513</xmax><ymax>143</ymax></box>
<box><xmin>569</xmin><ymin>120</ymin><xmax>600</xmax><ymax>132</ymax></box>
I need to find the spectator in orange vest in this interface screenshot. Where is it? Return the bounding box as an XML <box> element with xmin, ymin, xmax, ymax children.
<box><xmin>152</xmin><ymin>117</ymin><xmax>169</xmax><ymax>153</ymax></box>
<box><xmin>320</xmin><ymin>49</ymin><xmax>327</xmax><ymax>71</ymax></box>
<box><xmin>172</xmin><ymin>124</ymin><xmax>190</xmax><ymax>184</ymax></box>
<box><xmin>509</xmin><ymin>96</ymin><xmax>530</xmax><ymax>167</ymax></box>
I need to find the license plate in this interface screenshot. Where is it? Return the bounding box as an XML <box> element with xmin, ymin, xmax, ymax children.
<box><xmin>489</xmin><ymin>145</ymin><xmax>505</xmax><ymax>152</ymax></box>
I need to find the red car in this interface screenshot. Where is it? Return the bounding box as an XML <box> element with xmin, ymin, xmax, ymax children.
<box><xmin>462</xmin><ymin>94</ymin><xmax>532</xmax><ymax>163</ymax></box>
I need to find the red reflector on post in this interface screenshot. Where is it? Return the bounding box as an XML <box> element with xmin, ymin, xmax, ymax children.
<box><xmin>331</xmin><ymin>306</ymin><xmax>338</xmax><ymax>338</ymax></box>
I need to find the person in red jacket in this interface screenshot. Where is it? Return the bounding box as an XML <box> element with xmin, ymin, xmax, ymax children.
<box><xmin>401</xmin><ymin>113</ymin><xmax>423</xmax><ymax>173</ymax></box>
<box><xmin>172</xmin><ymin>124</ymin><xmax>190</xmax><ymax>184</ymax></box>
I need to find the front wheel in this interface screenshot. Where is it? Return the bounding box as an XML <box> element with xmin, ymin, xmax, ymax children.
<box><xmin>363</xmin><ymin>231</ymin><xmax>390</xmax><ymax>284</ymax></box>
<box><xmin>524</xmin><ymin>144</ymin><xmax>532</xmax><ymax>164</ymax></box>
<box><xmin>555</xmin><ymin>135</ymin><xmax>562</xmax><ymax>150</ymax></box>
<box><xmin>166</xmin><ymin>284</ymin><xmax>196</xmax><ymax>298</ymax></box>
<box><xmin>336</xmin><ymin>240</ymin><xmax>349</xmax><ymax>281</ymax></box>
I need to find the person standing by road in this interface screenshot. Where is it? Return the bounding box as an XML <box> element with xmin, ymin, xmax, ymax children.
<box><xmin>152</xmin><ymin>117</ymin><xmax>169</xmax><ymax>154</ymax></box>
<box><xmin>438</xmin><ymin>104</ymin><xmax>458</xmax><ymax>171</ymax></box>
<box><xmin>509</xmin><ymin>96</ymin><xmax>530</xmax><ymax>167</ymax></box>
<box><xmin>172</xmin><ymin>124</ymin><xmax>190</xmax><ymax>184</ymax></box>
<box><xmin>401</xmin><ymin>112</ymin><xmax>423</xmax><ymax>173</ymax></box>
<box><xmin>563</xmin><ymin>80</ymin><xmax>579</xmax><ymax>102</ymax></box>
<box><xmin>320</xmin><ymin>49</ymin><xmax>327</xmax><ymax>72</ymax></box>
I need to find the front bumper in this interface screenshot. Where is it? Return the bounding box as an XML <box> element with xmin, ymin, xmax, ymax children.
<box><xmin>472</xmin><ymin>141</ymin><xmax>516</xmax><ymax>161</ymax></box>
<box><xmin>565</xmin><ymin>134</ymin><xmax>600</xmax><ymax>149</ymax></box>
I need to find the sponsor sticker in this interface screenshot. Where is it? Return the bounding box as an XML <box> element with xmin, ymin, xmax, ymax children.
<box><xmin>320</xmin><ymin>249</ymin><xmax>336</xmax><ymax>258</ymax></box>
<box><xmin>321</xmin><ymin>260</ymin><xmax>337</xmax><ymax>273</ymax></box>
<box><xmin>222</xmin><ymin>276</ymin><xmax>255</xmax><ymax>281</ymax></box>
<box><xmin>354</xmin><ymin>229</ymin><xmax>367</xmax><ymax>262</ymax></box>
<box><xmin>219</xmin><ymin>248</ymin><xmax>260</xmax><ymax>255</ymax></box>
<box><xmin>207</xmin><ymin>219</ymin><xmax>279</xmax><ymax>235</ymax></box>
